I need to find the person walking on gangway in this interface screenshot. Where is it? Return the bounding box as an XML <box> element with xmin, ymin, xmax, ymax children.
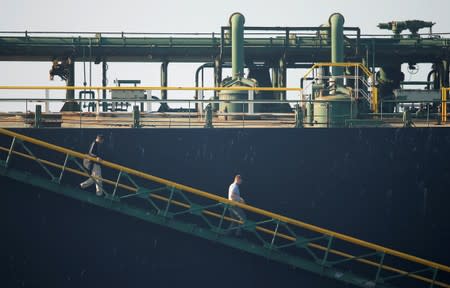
<box><xmin>80</xmin><ymin>134</ymin><xmax>104</xmax><ymax>196</ymax></box>
<box><xmin>228</xmin><ymin>174</ymin><xmax>247</xmax><ymax>236</ymax></box>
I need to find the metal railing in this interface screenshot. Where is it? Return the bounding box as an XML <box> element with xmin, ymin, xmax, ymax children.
<box><xmin>0</xmin><ymin>128</ymin><xmax>449</xmax><ymax>288</ymax></box>
<box><xmin>0</xmin><ymin>76</ymin><xmax>448</xmax><ymax>129</ymax></box>
<box><xmin>301</xmin><ymin>63</ymin><xmax>377</xmax><ymax>111</ymax></box>
<box><xmin>0</xmin><ymin>85</ymin><xmax>303</xmax><ymax>127</ymax></box>
<box><xmin>368</xmin><ymin>98</ymin><xmax>446</xmax><ymax>127</ymax></box>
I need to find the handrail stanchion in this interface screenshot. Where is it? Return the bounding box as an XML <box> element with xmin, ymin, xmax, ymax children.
<box><xmin>96</xmin><ymin>88</ymin><xmax>100</xmax><ymax>115</ymax></box>
<box><xmin>5</xmin><ymin>136</ymin><xmax>16</xmax><ymax>167</ymax></box>
<box><xmin>146</xmin><ymin>90</ymin><xmax>152</xmax><ymax>113</ymax></box>
<box><xmin>58</xmin><ymin>154</ymin><xmax>70</xmax><ymax>183</ymax></box>
<box><xmin>188</xmin><ymin>100</ymin><xmax>191</xmax><ymax>128</ymax></box>
<box><xmin>25</xmin><ymin>99</ymin><xmax>28</xmax><ymax>123</ymax></box>
<box><xmin>248</xmin><ymin>90</ymin><xmax>254</xmax><ymax>114</ymax></box>
<box><xmin>242</xmin><ymin>102</ymin><xmax>245</xmax><ymax>128</ymax></box>
<box><xmin>45</xmin><ymin>89</ymin><xmax>50</xmax><ymax>113</ymax></box>
<box><xmin>442</xmin><ymin>88</ymin><xmax>448</xmax><ymax>124</ymax></box>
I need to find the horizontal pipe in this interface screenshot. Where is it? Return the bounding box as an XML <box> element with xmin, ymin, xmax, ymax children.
<box><xmin>221</xmin><ymin>26</ymin><xmax>361</xmax><ymax>32</ymax></box>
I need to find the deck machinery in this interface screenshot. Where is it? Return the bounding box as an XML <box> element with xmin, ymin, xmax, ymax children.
<box><xmin>0</xmin><ymin>13</ymin><xmax>449</xmax><ymax>126</ymax></box>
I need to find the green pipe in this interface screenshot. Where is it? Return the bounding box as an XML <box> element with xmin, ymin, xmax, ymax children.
<box><xmin>34</xmin><ymin>105</ymin><xmax>42</xmax><ymax>128</ymax></box>
<box><xmin>161</xmin><ymin>61</ymin><xmax>168</xmax><ymax>100</ymax></box>
<box><xmin>272</xmin><ymin>67</ymin><xmax>279</xmax><ymax>88</ymax></box>
<box><xmin>279</xmin><ymin>56</ymin><xmax>286</xmax><ymax>100</ymax></box>
<box><xmin>230</xmin><ymin>12</ymin><xmax>245</xmax><ymax>79</ymax></box>
<box><xmin>329</xmin><ymin>13</ymin><xmax>345</xmax><ymax>87</ymax></box>
<box><xmin>214</xmin><ymin>56</ymin><xmax>222</xmax><ymax>107</ymax></box>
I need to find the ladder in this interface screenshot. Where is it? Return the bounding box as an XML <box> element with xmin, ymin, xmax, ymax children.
<box><xmin>301</xmin><ymin>63</ymin><xmax>379</xmax><ymax>113</ymax></box>
<box><xmin>0</xmin><ymin>128</ymin><xmax>448</xmax><ymax>288</ymax></box>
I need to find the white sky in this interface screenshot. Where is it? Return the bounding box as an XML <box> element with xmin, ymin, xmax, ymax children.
<box><xmin>0</xmin><ymin>0</ymin><xmax>449</xmax><ymax>111</ymax></box>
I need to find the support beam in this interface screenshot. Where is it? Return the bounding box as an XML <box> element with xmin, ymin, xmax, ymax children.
<box><xmin>66</xmin><ymin>60</ymin><xmax>75</xmax><ymax>100</ymax></box>
<box><xmin>214</xmin><ymin>57</ymin><xmax>222</xmax><ymax>111</ymax></box>
<box><xmin>214</xmin><ymin>57</ymin><xmax>222</xmax><ymax>93</ymax></box>
<box><xmin>60</xmin><ymin>58</ymin><xmax>81</xmax><ymax>112</ymax></box>
<box><xmin>278</xmin><ymin>56</ymin><xmax>286</xmax><ymax>100</ymax></box>
<box><xmin>102</xmin><ymin>60</ymin><xmax>107</xmax><ymax>112</ymax></box>
<box><xmin>161</xmin><ymin>61</ymin><xmax>168</xmax><ymax>100</ymax></box>
<box><xmin>440</xmin><ymin>60</ymin><xmax>449</xmax><ymax>88</ymax></box>
<box><xmin>272</xmin><ymin>66</ymin><xmax>279</xmax><ymax>88</ymax></box>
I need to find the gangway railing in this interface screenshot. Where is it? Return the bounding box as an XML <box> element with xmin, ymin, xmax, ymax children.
<box><xmin>0</xmin><ymin>128</ymin><xmax>449</xmax><ymax>288</ymax></box>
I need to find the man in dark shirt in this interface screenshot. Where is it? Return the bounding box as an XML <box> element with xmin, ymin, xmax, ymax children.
<box><xmin>80</xmin><ymin>134</ymin><xmax>104</xmax><ymax>196</ymax></box>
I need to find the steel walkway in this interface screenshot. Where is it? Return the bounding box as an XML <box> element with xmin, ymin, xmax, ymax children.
<box><xmin>0</xmin><ymin>128</ymin><xmax>448</xmax><ymax>288</ymax></box>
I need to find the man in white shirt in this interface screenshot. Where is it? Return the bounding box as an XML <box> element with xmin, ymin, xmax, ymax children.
<box><xmin>227</xmin><ymin>175</ymin><xmax>247</xmax><ymax>236</ymax></box>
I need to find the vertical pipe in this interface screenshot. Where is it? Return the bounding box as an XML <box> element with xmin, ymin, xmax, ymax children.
<box><xmin>230</xmin><ymin>13</ymin><xmax>245</xmax><ymax>79</ymax></box>
<box><xmin>161</xmin><ymin>61</ymin><xmax>168</xmax><ymax>100</ymax></box>
<box><xmin>133</xmin><ymin>105</ymin><xmax>140</xmax><ymax>128</ymax></box>
<box><xmin>279</xmin><ymin>56</ymin><xmax>287</xmax><ymax>100</ymax></box>
<box><xmin>442</xmin><ymin>60</ymin><xmax>449</xmax><ymax>87</ymax></box>
<box><xmin>102</xmin><ymin>60</ymin><xmax>107</xmax><ymax>112</ymax></box>
<box><xmin>272</xmin><ymin>67</ymin><xmax>279</xmax><ymax>88</ymax></box>
<box><xmin>66</xmin><ymin>60</ymin><xmax>75</xmax><ymax>100</ymax></box>
<box><xmin>44</xmin><ymin>89</ymin><xmax>50</xmax><ymax>113</ymax></box>
<box><xmin>34</xmin><ymin>105</ymin><xmax>42</xmax><ymax>128</ymax></box>
<box><xmin>214</xmin><ymin>56</ymin><xmax>222</xmax><ymax>111</ymax></box>
<box><xmin>329</xmin><ymin>13</ymin><xmax>345</xmax><ymax>87</ymax></box>
<box><xmin>272</xmin><ymin>66</ymin><xmax>279</xmax><ymax>102</ymax></box>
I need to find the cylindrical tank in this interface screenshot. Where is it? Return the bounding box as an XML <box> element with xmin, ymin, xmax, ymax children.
<box><xmin>219</xmin><ymin>89</ymin><xmax>248</xmax><ymax>119</ymax></box>
<box><xmin>313</xmin><ymin>94</ymin><xmax>357</xmax><ymax>127</ymax></box>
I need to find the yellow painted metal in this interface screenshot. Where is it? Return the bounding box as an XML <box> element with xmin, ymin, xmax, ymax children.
<box><xmin>1</xmin><ymin>143</ymin><xmax>449</xmax><ymax>287</ymax></box>
<box><xmin>302</xmin><ymin>62</ymin><xmax>374</xmax><ymax>80</ymax></box>
<box><xmin>0</xmin><ymin>127</ymin><xmax>449</xmax><ymax>275</ymax></box>
<box><xmin>0</xmin><ymin>86</ymin><xmax>302</xmax><ymax>92</ymax></box>
<box><xmin>372</xmin><ymin>87</ymin><xmax>379</xmax><ymax>113</ymax></box>
<box><xmin>442</xmin><ymin>88</ymin><xmax>449</xmax><ymax>123</ymax></box>
<box><xmin>302</xmin><ymin>62</ymin><xmax>378</xmax><ymax>114</ymax></box>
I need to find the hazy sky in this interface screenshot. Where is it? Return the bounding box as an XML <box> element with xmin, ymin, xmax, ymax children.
<box><xmin>0</xmin><ymin>0</ymin><xmax>449</xmax><ymax>111</ymax></box>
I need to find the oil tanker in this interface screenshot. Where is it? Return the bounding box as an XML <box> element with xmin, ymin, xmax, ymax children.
<box><xmin>0</xmin><ymin>12</ymin><xmax>449</xmax><ymax>288</ymax></box>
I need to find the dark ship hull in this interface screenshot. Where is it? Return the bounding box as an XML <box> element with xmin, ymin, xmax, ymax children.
<box><xmin>1</xmin><ymin>128</ymin><xmax>449</xmax><ymax>287</ymax></box>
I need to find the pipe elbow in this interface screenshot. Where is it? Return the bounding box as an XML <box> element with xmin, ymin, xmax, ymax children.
<box><xmin>229</xmin><ymin>12</ymin><xmax>245</xmax><ymax>26</ymax></box>
<box><xmin>329</xmin><ymin>13</ymin><xmax>345</xmax><ymax>26</ymax></box>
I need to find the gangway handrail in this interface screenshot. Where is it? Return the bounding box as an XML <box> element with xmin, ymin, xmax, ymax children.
<box><xmin>0</xmin><ymin>127</ymin><xmax>448</xmax><ymax>276</ymax></box>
